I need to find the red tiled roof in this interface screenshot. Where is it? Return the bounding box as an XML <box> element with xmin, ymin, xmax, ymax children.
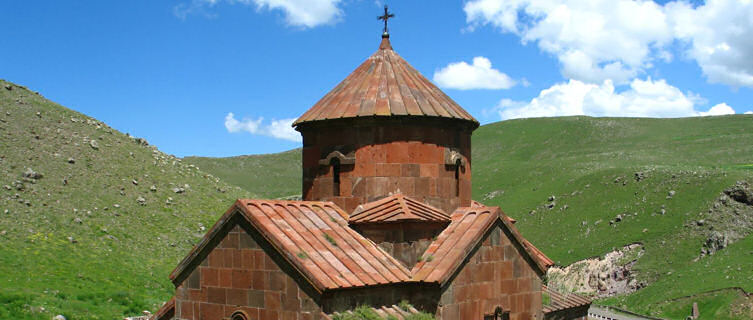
<box><xmin>411</xmin><ymin>203</ymin><xmax>552</xmax><ymax>284</ymax></box>
<box><xmin>542</xmin><ymin>285</ymin><xmax>591</xmax><ymax>314</ymax></box>
<box><xmin>349</xmin><ymin>193</ymin><xmax>451</xmax><ymax>224</ymax></box>
<box><xmin>293</xmin><ymin>37</ymin><xmax>478</xmax><ymax>127</ymax></box>
<box><xmin>169</xmin><ymin>199</ymin><xmax>411</xmax><ymax>292</ymax></box>
<box><xmin>149</xmin><ymin>297</ymin><xmax>174</xmax><ymax>320</ymax></box>
<box><xmin>326</xmin><ymin>304</ymin><xmax>423</xmax><ymax>320</ymax></box>
<box><xmin>411</xmin><ymin>205</ymin><xmax>499</xmax><ymax>283</ymax></box>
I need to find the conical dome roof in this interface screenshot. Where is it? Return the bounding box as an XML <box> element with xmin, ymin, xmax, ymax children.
<box><xmin>293</xmin><ymin>37</ymin><xmax>478</xmax><ymax>128</ymax></box>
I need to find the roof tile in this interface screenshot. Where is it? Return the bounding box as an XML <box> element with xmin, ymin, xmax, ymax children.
<box><xmin>293</xmin><ymin>38</ymin><xmax>478</xmax><ymax>127</ymax></box>
<box><xmin>349</xmin><ymin>193</ymin><xmax>451</xmax><ymax>224</ymax></box>
<box><xmin>542</xmin><ymin>285</ymin><xmax>592</xmax><ymax>313</ymax></box>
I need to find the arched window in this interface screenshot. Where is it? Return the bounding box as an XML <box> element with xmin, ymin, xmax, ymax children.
<box><xmin>331</xmin><ymin>158</ymin><xmax>341</xmax><ymax>196</ymax></box>
<box><xmin>231</xmin><ymin>311</ymin><xmax>249</xmax><ymax>320</ymax></box>
<box><xmin>455</xmin><ymin>159</ymin><xmax>461</xmax><ymax>196</ymax></box>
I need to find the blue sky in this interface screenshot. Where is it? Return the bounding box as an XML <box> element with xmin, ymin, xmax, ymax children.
<box><xmin>2</xmin><ymin>1</ymin><xmax>752</xmax><ymax>157</ymax></box>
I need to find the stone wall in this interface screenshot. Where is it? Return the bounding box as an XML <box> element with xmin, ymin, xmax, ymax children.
<box><xmin>299</xmin><ymin>118</ymin><xmax>473</xmax><ymax>214</ymax></box>
<box><xmin>173</xmin><ymin>225</ymin><xmax>323</xmax><ymax>320</ymax></box>
<box><xmin>436</xmin><ymin>225</ymin><xmax>544</xmax><ymax>320</ymax></box>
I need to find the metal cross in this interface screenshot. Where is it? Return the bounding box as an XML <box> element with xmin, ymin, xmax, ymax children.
<box><xmin>377</xmin><ymin>5</ymin><xmax>395</xmax><ymax>35</ymax></box>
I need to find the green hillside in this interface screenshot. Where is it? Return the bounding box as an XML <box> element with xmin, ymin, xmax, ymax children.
<box><xmin>0</xmin><ymin>80</ymin><xmax>253</xmax><ymax>319</ymax></box>
<box><xmin>189</xmin><ymin>116</ymin><xmax>753</xmax><ymax>319</ymax></box>
<box><xmin>184</xmin><ymin>149</ymin><xmax>300</xmax><ymax>200</ymax></box>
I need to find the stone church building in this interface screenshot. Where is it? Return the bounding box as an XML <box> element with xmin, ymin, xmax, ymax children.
<box><xmin>152</xmin><ymin>28</ymin><xmax>590</xmax><ymax>320</ymax></box>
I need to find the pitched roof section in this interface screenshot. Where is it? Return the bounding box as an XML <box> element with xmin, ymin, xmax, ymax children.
<box><xmin>327</xmin><ymin>304</ymin><xmax>423</xmax><ymax>320</ymax></box>
<box><xmin>349</xmin><ymin>193</ymin><xmax>451</xmax><ymax>224</ymax></box>
<box><xmin>293</xmin><ymin>37</ymin><xmax>479</xmax><ymax>128</ymax></box>
<box><xmin>411</xmin><ymin>203</ymin><xmax>553</xmax><ymax>285</ymax></box>
<box><xmin>411</xmin><ymin>206</ymin><xmax>499</xmax><ymax>283</ymax></box>
<box><xmin>169</xmin><ymin>199</ymin><xmax>411</xmax><ymax>292</ymax></box>
<box><xmin>542</xmin><ymin>285</ymin><xmax>592</xmax><ymax>314</ymax></box>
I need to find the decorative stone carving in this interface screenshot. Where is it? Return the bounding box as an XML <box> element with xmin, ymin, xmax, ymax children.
<box><xmin>318</xmin><ymin>150</ymin><xmax>356</xmax><ymax>166</ymax></box>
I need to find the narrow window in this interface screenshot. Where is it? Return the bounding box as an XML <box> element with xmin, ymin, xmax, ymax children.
<box><xmin>231</xmin><ymin>311</ymin><xmax>249</xmax><ymax>320</ymax></box>
<box><xmin>331</xmin><ymin>158</ymin><xmax>341</xmax><ymax>196</ymax></box>
<box><xmin>455</xmin><ymin>159</ymin><xmax>461</xmax><ymax>196</ymax></box>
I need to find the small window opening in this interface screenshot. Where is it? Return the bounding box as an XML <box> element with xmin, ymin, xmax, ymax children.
<box><xmin>331</xmin><ymin>158</ymin><xmax>341</xmax><ymax>196</ymax></box>
<box><xmin>455</xmin><ymin>159</ymin><xmax>461</xmax><ymax>196</ymax></box>
<box><xmin>231</xmin><ymin>311</ymin><xmax>249</xmax><ymax>320</ymax></box>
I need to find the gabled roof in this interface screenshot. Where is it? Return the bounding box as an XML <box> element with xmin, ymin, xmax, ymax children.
<box><xmin>149</xmin><ymin>297</ymin><xmax>174</xmax><ymax>320</ymax></box>
<box><xmin>168</xmin><ymin>199</ymin><xmax>552</xmax><ymax>293</ymax></box>
<box><xmin>542</xmin><ymin>285</ymin><xmax>592</xmax><ymax>314</ymax></box>
<box><xmin>327</xmin><ymin>304</ymin><xmax>423</xmax><ymax>320</ymax></box>
<box><xmin>169</xmin><ymin>199</ymin><xmax>411</xmax><ymax>292</ymax></box>
<box><xmin>349</xmin><ymin>193</ymin><xmax>451</xmax><ymax>224</ymax></box>
<box><xmin>411</xmin><ymin>203</ymin><xmax>553</xmax><ymax>285</ymax></box>
<box><xmin>293</xmin><ymin>37</ymin><xmax>478</xmax><ymax>128</ymax></box>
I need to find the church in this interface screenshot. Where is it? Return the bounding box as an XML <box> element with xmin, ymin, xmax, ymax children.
<box><xmin>152</xmin><ymin>10</ymin><xmax>590</xmax><ymax>320</ymax></box>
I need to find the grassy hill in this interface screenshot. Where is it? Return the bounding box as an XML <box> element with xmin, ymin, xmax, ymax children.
<box><xmin>0</xmin><ymin>80</ymin><xmax>253</xmax><ymax>319</ymax></box>
<box><xmin>184</xmin><ymin>149</ymin><xmax>300</xmax><ymax>200</ymax></box>
<box><xmin>188</xmin><ymin>116</ymin><xmax>753</xmax><ymax>319</ymax></box>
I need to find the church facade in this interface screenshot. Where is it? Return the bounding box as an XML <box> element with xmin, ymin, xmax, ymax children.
<box><xmin>153</xmin><ymin>30</ymin><xmax>589</xmax><ymax>320</ymax></box>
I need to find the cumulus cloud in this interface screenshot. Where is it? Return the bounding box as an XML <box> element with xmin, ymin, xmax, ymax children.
<box><xmin>744</xmin><ymin>111</ymin><xmax>753</xmax><ymax>115</ymax></box>
<box><xmin>494</xmin><ymin>78</ymin><xmax>735</xmax><ymax>120</ymax></box>
<box><xmin>464</xmin><ymin>0</ymin><xmax>753</xmax><ymax>87</ymax></box>
<box><xmin>433</xmin><ymin>57</ymin><xmax>516</xmax><ymax>90</ymax></box>
<box><xmin>175</xmin><ymin>0</ymin><xmax>342</xmax><ymax>28</ymax></box>
<box><xmin>668</xmin><ymin>0</ymin><xmax>753</xmax><ymax>87</ymax></box>
<box><xmin>224</xmin><ymin>113</ymin><xmax>301</xmax><ymax>142</ymax></box>
<box><xmin>698</xmin><ymin>103</ymin><xmax>735</xmax><ymax>117</ymax></box>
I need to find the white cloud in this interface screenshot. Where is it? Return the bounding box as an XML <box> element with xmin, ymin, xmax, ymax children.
<box><xmin>744</xmin><ymin>111</ymin><xmax>753</xmax><ymax>115</ymax></box>
<box><xmin>433</xmin><ymin>57</ymin><xmax>516</xmax><ymax>90</ymax></box>
<box><xmin>464</xmin><ymin>0</ymin><xmax>753</xmax><ymax>87</ymax></box>
<box><xmin>464</xmin><ymin>0</ymin><xmax>672</xmax><ymax>84</ymax></box>
<box><xmin>175</xmin><ymin>0</ymin><xmax>342</xmax><ymax>28</ymax></box>
<box><xmin>698</xmin><ymin>103</ymin><xmax>735</xmax><ymax>116</ymax></box>
<box><xmin>668</xmin><ymin>0</ymin><xmax>753</xmax><ymax>87</ymax></box>
<box><xmin>224</xmin><ymin>113</ymin><xmax>301</xmax><ymax>142</ymax></box>
<box><xmin>495</xmin><ymin>78</ymin><xmax>735</xmax><ymax>120</ymax></box>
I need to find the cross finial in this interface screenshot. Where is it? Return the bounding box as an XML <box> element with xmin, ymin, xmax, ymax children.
<box><xmin>377</xmin><ymin>5</ymin><xmax>394</xmax><ymax>37</ymax></box>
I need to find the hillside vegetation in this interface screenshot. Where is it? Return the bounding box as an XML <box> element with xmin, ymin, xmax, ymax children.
<box><xmin>190</xmin><ymin>116</ymin><xmax>753</xmax><ymax>319</ymax></box>
<box><xmin>0</xmin><ymin>80</ymin><xmax>253</xmax><ymax>319</ymax></box>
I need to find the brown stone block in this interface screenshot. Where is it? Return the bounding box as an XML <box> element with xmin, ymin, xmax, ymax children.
<box><xmin>339</xmin><ymin>177</ymin><xmax>352</xmax><ymax>197</ymax></box>
<box><xmin>501</xmin><ymin>279</ymin><xmax>515</xmax><ymax>295</ymax></box>
<box><xmin>419</xmin><ymin>163</ymin><xmax>438</xmax><ymax>177</ymax></box>
<box><xmin>219</xmin><ymin>269</ymin><xmax>233</xmax><ymax>288</ymax></box>
<box><xmin>386</xmin><ymin>142</ymin><xmax>410</xmax><ymax>163</ymax></box>
<box><xmin>223</xmin><ymin>232</ymin><xmax>240</xmax><ymax>249</ymax></box>
<box><xmin>226</xmin><ymin>288</ymin><xmax>247</xmax><ymax>306</ymax></box>
<box><xmin>414</xmin><ymin>177</ymin><xmax>431</xmax><ymax>197</ymax></box>
<box><xmin>254</xmin><ymin>251</ymin><xmax>266</xmax><ymax>270</ymax></box>
<box><xmin>248</xmin><ymin>289</ymin><xmax>265</xmax><ymax>308</ymax></box>
<box><xmin>209</xmin><ymin>249</ymin><xmax>223</xmax><ymax>268</ymax></box>
<box><xmin>517</xmin><ymin>278</ymin><xmax>531</xmax><ymax>292</ymax></box>
<box><xmin>233</xmin><ymin>269</ymin><xmax>253</xmax><ymax>289</ymax></box>
<box><xmin>375</xmin><ymin>163</ymin><xmax>400</xmax><ymax>177</ymax></box>
<box><xmin>233</xmin><ymin>249</ymin><xmax>243</xmax><ymax>269</ymax></box>
<box><xmin>252</xmin><ymin>270</ymin><xmax>267</xmax><ymax>290</ymax></box>
<box><xmin>242</xmin><ymin>250</ymin><xmax>255</xmax><ymax>269</ymax></box>
<box><xmin>188</xmin><ymin>288</ymin><xmax>204</xmax><ymax>302</ymax></box>
<box><xmin>265</xmin><ymin>291</ymin><xmax>282</xmax><ymax>310</ymax></box>
<box><xmin>282</xmin><ymin>311</ymin><xmax>297</xmax><ymax>320</ymax></box>
<box><xmin>200</xmin><ymin>302</ymin><xmax>224</xmax><ymax>320</ymax></box>
<box><xmin>240</xmin><ymin>232</ymin><xmax>259</xmax><ymax>249</ymax></box>
<box><xmin>397</xmin><ymin>177</ymin><xmax>415</xmax><ymax>195</ymax></box>
<box><xmin>260</xmin><ymin>309</ymin><xmax>279</xmax><ymax>320</ymax></box>
<box><xmin>265</xmin><ymin>254</ymin><xmax>279</xmax><ymax>271</ymax></box>
<box><xmin>344</xmin><ymin>197</ymin><xmax>362</xmax><ymax>214</ymax></box>
<box><xmin>201</xmin><ymin>268</ymin><xmax>219</xmax><ymax>287</ymax></box>
<box><xmin>179</xmin><ymin>301</ymin><xmax>194</xmax><ymax>319</ymax></box>
<box><xmin>282</xmin><ymin>294</ymin><xmax>300</xmax><ymax>312</ymax></box>
<box><xmin>268</xmin><ymin>271</ymin><xmax>286</xmax><ymax>291</ymax></box>
<box><xmin>500</xmin><ymin>261</ymin><xmax>513</xmax><ymax>280</ymax></box>
<box><xmin>207</xmin><ymin>287</ymin><xmax>226</xmax><ymax>304</ymax></box>
<box><xmin>302</xmin><ymin>147</ymin><xmax>320</xmax><ymax>169</ymax></box>
<box><xmin>401</xmin><ymin>163</ymin><xmax>420</xmax><ymax>177</ymax></box>
<box><xmin>223</xmin><ymin>248</ymin><xmax>234</xmax><ymax>268</ymax></box>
